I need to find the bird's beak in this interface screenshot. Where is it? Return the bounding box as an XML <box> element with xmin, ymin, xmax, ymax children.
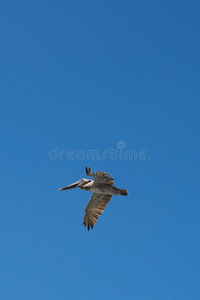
<box><xmin>59</xmin><ymin>180</ymin><xmax>81</xmax><ymax>191</ymax></box>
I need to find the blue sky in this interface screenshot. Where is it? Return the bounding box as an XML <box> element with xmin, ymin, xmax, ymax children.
<box><xmin>1</xmin><ymin>0</ymin><xmax>200</xmax><ymax>299</ymax></box>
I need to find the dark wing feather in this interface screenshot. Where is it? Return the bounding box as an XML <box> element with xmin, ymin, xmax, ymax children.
<box><xmin>86</xmin><ymin>166</ymin><xmax>114</xmax><ymax>185</ymax></box>
<box><xmin>83</xmin><ymin>193</ymin><xmax>112</xmax><ymax>230</ymax></box>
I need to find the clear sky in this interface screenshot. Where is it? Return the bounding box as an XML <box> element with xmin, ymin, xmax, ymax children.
<box><xmin>1</xmin><ymin>0</ymin><xmax>200</xmax><ymax>299</ymax></box>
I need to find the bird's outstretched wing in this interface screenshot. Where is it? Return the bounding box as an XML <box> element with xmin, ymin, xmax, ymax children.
<box><xmin>83</xmin><ymin>193</ymin><xmax>112</xmax><ymax>230</ymax></box>
<box><xmin>86</xmin><ymin>166</ymin><xmax>114</xmax><ymax>185</ymax></box>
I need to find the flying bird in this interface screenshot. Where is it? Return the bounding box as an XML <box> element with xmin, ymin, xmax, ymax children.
<box><xmin>59</xmin><ymin>167</ymin><xmax>128</xmax><ymax>231</ymax></box>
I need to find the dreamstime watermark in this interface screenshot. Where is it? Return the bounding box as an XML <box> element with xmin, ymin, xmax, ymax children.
<box><xmin>48</xmin><ymin>141</ymin><xmax>150</xmax><ymax>161</ymax></box>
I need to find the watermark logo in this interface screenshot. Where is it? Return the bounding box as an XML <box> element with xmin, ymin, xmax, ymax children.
<box><xmin>48</xmin><ymin>140</ymin><xmax>148</xmax><ymax>161</ymax></box>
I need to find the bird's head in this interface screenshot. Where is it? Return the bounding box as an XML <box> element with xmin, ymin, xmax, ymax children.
<box><xmin>59</xmin><ymin>178</ymin><xmax>92</xmax><ymax>191</ymax></box>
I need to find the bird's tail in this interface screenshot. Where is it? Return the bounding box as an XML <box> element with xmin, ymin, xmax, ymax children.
<box><xmin>119</xmin><ymin>189</ymin><xmax>128</xmax><ymax>196</ymax></box>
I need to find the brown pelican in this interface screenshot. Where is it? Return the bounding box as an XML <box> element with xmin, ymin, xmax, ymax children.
<box><xmin>59</xmin><ymin>167</ymin><xmax>128</xmax><ymax>231</ymax></box>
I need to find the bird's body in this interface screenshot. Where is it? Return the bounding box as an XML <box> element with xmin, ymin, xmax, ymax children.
<box><xmin>59</xmin><ymin>167</ymin><xmax>128</xmax><ymax>230</ymax></box>
<box><xmin>80</xmin><ymin>180</ymin><xmax>124</xmax><ymax>195</ymax></box>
